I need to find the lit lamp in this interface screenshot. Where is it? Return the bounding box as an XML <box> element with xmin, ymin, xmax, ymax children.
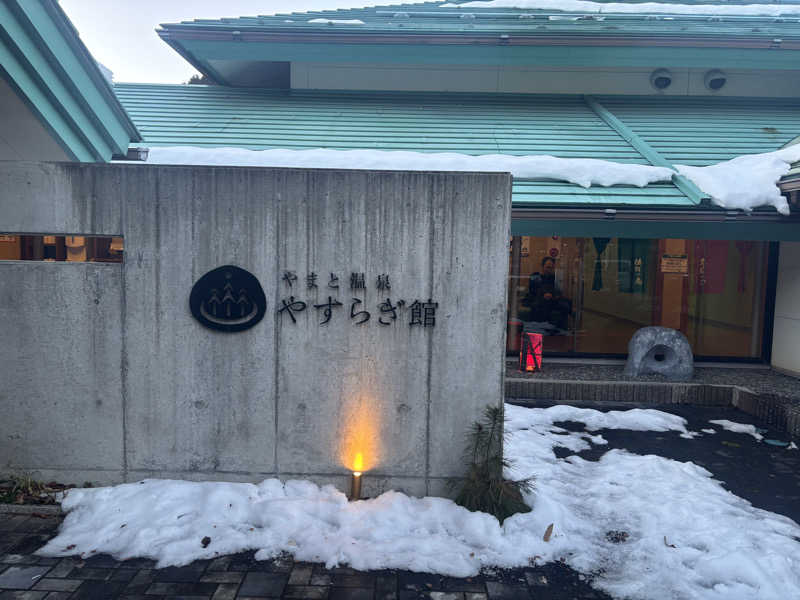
<box><xmin>350</xmin><ymin>452</ymin><xmax>363</xmax><ymax>501</ymax></box>
<box><xmin>520</xmin><ymin>332</ymin><xmax>543</xmax><ymax>372</ymax></box>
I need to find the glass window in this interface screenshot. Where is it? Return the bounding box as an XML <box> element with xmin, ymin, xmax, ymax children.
<box><xmin>507</xmin><ymin>236</ymin><xmax>769</xmax><ymax>360</ymax></box>
<box><xmin>0</xmin><ymin>235</ymin><xmax>123</xmax><ymax>263</ymax></box>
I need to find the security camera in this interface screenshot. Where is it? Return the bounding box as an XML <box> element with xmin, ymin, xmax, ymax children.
<box><xmin>650</xmin><ymin>69</ymin><xmax>673</xmax><ymax>90</ymax></box>
<box><xmin>704</xmin><ymin>70</ymin><xmax>727</xmax><ymax>91</ymax></box>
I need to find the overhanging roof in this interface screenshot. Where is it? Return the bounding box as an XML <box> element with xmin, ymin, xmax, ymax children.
<box><xmin>113</xmin><ymin>83</ymin><xmax>799</xmax><ymax>206</ymax></box>
<box><xmin>157</xmin><ymin>1</ymin><xmax>800</xmax><ymax>85</ymax></box>
<box><xmin>0</xmin><ymin>0</ymin><xmax>140</xmax><ymax>162</ymax></box>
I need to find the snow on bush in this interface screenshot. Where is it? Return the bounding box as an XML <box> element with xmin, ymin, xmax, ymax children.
<box><xmin>39</xmin><ymin>404</ymin><xmax>800</xmax><ymax>600</ymax></box>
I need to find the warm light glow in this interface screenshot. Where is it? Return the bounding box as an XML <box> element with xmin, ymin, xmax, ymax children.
<box><xmin>339</xmin><ymin>397</ymin><xmax>381</xmax><ymax>472</ymax></box>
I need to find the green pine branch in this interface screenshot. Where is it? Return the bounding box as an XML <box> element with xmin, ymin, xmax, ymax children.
<box><xmin>450</xmin><ymin>405</ymin><xmax>534</xmax><ymax>524</ymax></box>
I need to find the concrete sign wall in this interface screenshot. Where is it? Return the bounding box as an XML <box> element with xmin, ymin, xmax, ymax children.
<box><xmin>0</xmin><ymin>162</ymin><xmax>511</xmax><ymax>497</ymax></box>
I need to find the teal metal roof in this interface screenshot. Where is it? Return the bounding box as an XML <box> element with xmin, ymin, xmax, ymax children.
<box><xmin>596</xmin><ymin>96</ymin><xmax>800</xmax><ymax>165</ymax></box>
<box><xmin>162</xmin><ymin>1</ymin><xmax>800</xmax><ymax>38</ymax></box>
<box><xmin>114</xmin><ymin>86</ymin><xmax>643</xmax><ymax>161</ymax></box>
<box><xmin>157</xmin><ymin>2</ymin><xmax>800</xmax><ymax>86</ymax></box>
<box><xmin>0</xmin><ymin>0</ymin><xmax>140</xmax><ymax>161</ymax></box>
<box><xmin>113</xmin><ymin>83</ymin><xmax>796</xmax><ymax>208</ymax></box>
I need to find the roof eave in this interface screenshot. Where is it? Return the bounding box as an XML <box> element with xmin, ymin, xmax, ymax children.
<box><xmin>157</xmin><ymin>27</ymin><xmax>800</xmax><ymax>50</ymax></box>
<box><xmin>0</xmin><ymin>0</ymin><xmax>141</xmax><ymax>162</ymax></box>
<box><xmin>43</xmin><ymin>0</ymin><xmax>141</xmax><ymax>144</ymax></box>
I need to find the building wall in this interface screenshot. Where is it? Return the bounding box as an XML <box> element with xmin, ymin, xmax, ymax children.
<box><xmin>0</xmin><ymin>77</ymin><xmax>71</xmax><ymax>161</ymax></box>
<box><xmin>0</xmin><ymin>162</ymin><xmax>511</xmax><ymax>497</ymax></box>
<box><xmin>772</xmin><ymin>242</ymin><xmax>800</xmax><ymax>376</ymax></box>
<box><xmin>291</xmin><ymin>63</ymin><xmax>800</xmax><ymax>97</ymax></box>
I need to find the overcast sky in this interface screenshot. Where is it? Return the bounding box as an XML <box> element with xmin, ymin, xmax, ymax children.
<box><xmin>59</xmin><ymin>1</ymin><xmax>425</xmax><ymax>84</ymax></box>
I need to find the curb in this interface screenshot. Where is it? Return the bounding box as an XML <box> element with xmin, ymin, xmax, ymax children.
<box><xmin>0</xmin><ymin>503</ymin><xmax>63</xmax><ymax>515</ymax></box>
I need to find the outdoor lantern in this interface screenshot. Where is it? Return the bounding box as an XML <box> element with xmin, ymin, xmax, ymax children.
<box><xmin>520</xmin><ymin>332</ymin><xmax>543</xmax><ymax>372</ymax></box>
<box><xmin>350</xmin><ymin>452</ymin><xmax>364</xmax><ymax>501</ymax></box>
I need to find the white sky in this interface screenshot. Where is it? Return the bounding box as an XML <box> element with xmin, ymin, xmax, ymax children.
<box><xmin>59</xmin><ymin>1</ymin><xmax>426</xmax><ymax>84</ymax></box>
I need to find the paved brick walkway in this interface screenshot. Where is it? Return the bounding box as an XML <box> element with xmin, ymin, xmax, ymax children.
<box><xmin>0</xmin><ymin>512</ymin><xmax>606</xmax><ymax>600</ymax></box>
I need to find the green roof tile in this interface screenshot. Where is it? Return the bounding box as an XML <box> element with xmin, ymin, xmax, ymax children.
<box><xmin>113</xmin><ymin>83</ymin><xmax>798</xmax><ymax>208</ymax></box>
<box><xmin>596</xmin><ymin>95</ymin><xmax>800</xmax><ymax>165</ymax></box>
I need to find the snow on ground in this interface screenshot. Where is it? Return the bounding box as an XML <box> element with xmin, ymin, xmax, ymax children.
<box><xmin>440</xmin><ymin>1</ymin><xmax>800</xmax><ymax>17</ymax></box>
<box><xmin>39</xmin><ymin>404</ymin><xmax>800</xmax><ymax>600</ymax></box>
<box><xmin>505</xmin><ymin>403</ymin><xmax>698</xmax><ymax>438</ymax></box>
<box><xmin>144</xmin><ymin>145</ymin><xmax>798</xmax><ymax>214</ymax></box>
<box><xmin>709</xmin><ymin>419</ymin><xmax>765</xmax><ymax>441</ymax></box>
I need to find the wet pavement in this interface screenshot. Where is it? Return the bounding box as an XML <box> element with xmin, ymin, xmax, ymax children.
<box><xmin>2</xmin><ymin>403</ymin><xmax>798</xmax><ymax>600</ymax></box>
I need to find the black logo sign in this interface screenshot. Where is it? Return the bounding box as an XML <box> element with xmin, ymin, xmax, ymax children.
<box><xmin>190</xmin><ymin>265</ymin><xmax>266</xmax><ymax>332</ymax></box>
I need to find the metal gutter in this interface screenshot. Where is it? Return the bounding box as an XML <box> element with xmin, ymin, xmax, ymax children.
<box><xmin>510</xmin><ymin>205</ymin><xmax>800</xmax><ymax>240</ymax></box>
<box><xmin>157</xmin><ymin>29</ymin><xmax>800</xmax><ymax>49</ymax></box>
<box><xmin>584</xmin><ymin>95</ymin><xmax>707</xmax><ymax>206</ymax></box>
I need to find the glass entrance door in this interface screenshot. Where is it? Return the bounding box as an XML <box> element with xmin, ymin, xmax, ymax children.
<box><xmin>508</xmin><ymin>236</ymin><xmax>770</xmax><ymax>360</ymax></box>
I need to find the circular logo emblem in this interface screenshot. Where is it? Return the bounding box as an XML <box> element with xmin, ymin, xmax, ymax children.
<box><xmin>189</xmin><ymin>265</ymin><xmax>266</xmax><ymax>332</ymax></box>
<box><xmin>549</xmin><ymin>247</ymin><xmax>559</xmax><ymax>258</ymax></box>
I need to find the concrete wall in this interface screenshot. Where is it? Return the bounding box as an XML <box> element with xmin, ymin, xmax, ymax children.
<box><xmin>0</xmin><ymin>162</ymin><xmax>511</xmax><ymax>497</ymax></box>
<box><xmin>772</xmin><ymin>242</ymin><xmax>800</xmax><ymax>377</ymax></box>
<box><xmin>291</xmin><ymin>63</ymin><xmax>800</xmax><ymax>97</ymax></box>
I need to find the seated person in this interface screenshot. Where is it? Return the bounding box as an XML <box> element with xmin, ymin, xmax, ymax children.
<box><xmin>523</xmin><ymin>256</ymin><xmax>572</xmax><ymax>332</ymax></box>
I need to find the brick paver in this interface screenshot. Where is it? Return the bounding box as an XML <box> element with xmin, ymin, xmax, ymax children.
<box><xmin>0</xmin><ymin>512</ymin><xmax>606</xmax><ymax>600</ymax></box>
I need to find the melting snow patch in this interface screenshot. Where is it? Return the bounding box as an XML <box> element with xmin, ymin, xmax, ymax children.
<box><xmin>709</xmin><ymin>419</ymin><xmax>765</xmax><ymax>441</ymax></box>
<box><xmin>38</xmin><ymin>404</ymin><xmax>800</xmax><ymax>599</ymax></box>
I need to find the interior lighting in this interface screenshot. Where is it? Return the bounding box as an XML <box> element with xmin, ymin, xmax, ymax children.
<box><xmin>650</xmin><ymin>69</ymin><xmax>673</xmax><ymax>90</ymax></box>
<box><xmin>704</xmin><ymin>70</ymin><xmax>727</xmax><ymax>91</ymax></box>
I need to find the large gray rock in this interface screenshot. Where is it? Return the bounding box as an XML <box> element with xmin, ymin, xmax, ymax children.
<box><xmin>624</xmin><ymin>326</ymin><xmax>694</xmax><ymax>381</ymax></box>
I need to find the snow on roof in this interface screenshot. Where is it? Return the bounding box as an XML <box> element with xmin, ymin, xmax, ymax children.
<box><xmin>144</xmin><ymin>145</ymin><xmax>799</xmax><ymax>214</ymax></box>
<box><xmin>441</xmin><ymin>1</ymin><xmax>800</xmax><ymax>17</ymax></box>
<box><xmin>307</xmin><ymin>19</ymin><xmax>366</xmax><ymax>25</ymax></box>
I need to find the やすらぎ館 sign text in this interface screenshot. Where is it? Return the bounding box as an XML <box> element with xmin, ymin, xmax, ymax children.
<box><xmin>191</xmin><ymin>265</ymin><xmax>438</xmax><ymax>332</ymax></box>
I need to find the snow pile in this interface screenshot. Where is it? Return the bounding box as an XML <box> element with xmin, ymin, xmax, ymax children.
<box><xmin>506</xmin><ymin>403</ymin><xmax>698</xmax><ymax>438</ymax></box>
<box><xmin>144</xmin><ymin>147</ymin><xmax>674</xmax><ymax>188</ymax></box>
<box><xmin>308</xmin><ymin>19</ymin><xmax>366</xmax><ymax>25</ymax></box>
<box><xmin>39</xmin><ymin>404</ymin><xmax>800</xmax><ymax>599</ymax></box>
<box><xmin>709</xmin><ymin>419</ymin><xmax>765</xmax><ymax>441</ymax></box>
<box><xmin>675</xmin><ymin>145</ymin><xmax>800</xmax><ymax>216</ymax></box>
<box><xmin>144</xmin><ymin>145</ymin><xmax>797</xmax><ymax>214</ymax></box>
<box><xmin>440</xmin><ymin>1</ymin><xmax>800</xmax><ymax>17</ymax></box>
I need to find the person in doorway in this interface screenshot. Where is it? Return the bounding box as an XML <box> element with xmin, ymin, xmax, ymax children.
<box><xmin>524</xmin><ymin>256</ymin><xmax>572</xmax><ymax>332</ymax></box>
